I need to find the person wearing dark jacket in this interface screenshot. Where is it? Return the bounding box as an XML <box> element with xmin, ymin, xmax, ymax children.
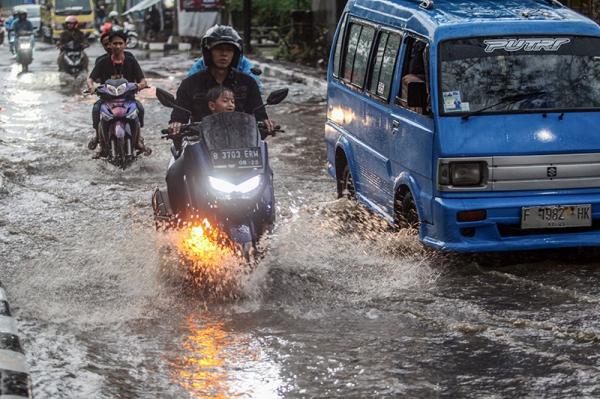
<box><xmin>58</xmin><ymin>16</ymin><xmax>89</xmax><ymax>71</ymax></box>
<box><xmin>87</xmin><ymin>29</ymin><xmax>150</xmax><ymax>156</ymax></box>
<box><xmin>166</xmin><ymin>25</ymin><xmax>275</xmax><ymax>214</ymax></box>
<box><xmin>169</xmin><ymin>25</ymin><xmax>275</xmax><ymax>134</ymax></box>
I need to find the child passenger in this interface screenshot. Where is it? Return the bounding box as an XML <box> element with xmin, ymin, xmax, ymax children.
<box><xmin>206</xmin><ymin>86</ymin><xmax>235</xmax><ymax>114</ymax></box>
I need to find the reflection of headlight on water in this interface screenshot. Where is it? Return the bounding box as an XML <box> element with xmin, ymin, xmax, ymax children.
<box><xmin>209</xmin><ymin>175</ymin><xmax>261</xmax><ymax>194</ymax></box>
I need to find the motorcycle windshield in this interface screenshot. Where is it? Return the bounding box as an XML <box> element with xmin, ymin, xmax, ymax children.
<box><xmin>201</xmin><ymin>112</ymin><xmax>260</xmax><ymax>151</ymax></box>
<box><xmin>202</xmin><ymin>112</ymin><xmax>263</xmax><ymax>171</ymax></box>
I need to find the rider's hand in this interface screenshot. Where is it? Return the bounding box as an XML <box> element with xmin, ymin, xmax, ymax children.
<box><xmin>262</xmin><ymin>119</ymin><xmax>276</xmax><ymax>135</ymax></box>
<box><xmin>169</xmin><ymin>122</ymin><xmax>182</xmax><ymax>136</ymax></box>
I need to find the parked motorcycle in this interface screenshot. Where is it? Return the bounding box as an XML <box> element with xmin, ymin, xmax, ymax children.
<box><xmin>94</xmin><ymin>79</ymin><xmax>142</xmax><ymax>169</ymax></box>
<box><xmin>58</xmin><ymin>40</ymin><xmax>88</xmax><ymax>76</ymax></box>
<box><xmin>15</xmin><ymin>31</ymin><xmax>34</xmax><ymax>73</ymax></box>
<box><xmin>152</xmin><ymin>87</ymin><xmax>288</xmax><ymax>259</ymax></box>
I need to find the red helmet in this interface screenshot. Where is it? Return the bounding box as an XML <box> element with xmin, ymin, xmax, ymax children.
<box><xmin>64</xmin><ymin>15</ymin><xmax>78</xmax><ymax>28</ymax></box>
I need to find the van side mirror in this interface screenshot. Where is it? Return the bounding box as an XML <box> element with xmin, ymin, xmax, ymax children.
<box><xmin>406</xmin><ymin>80</ymin><xmax>427</xmax><ymax>109</ymax></box>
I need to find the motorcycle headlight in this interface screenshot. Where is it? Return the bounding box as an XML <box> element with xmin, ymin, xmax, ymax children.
<box><xmin>236</xmin><ymin>175</ymin><xmax>262</xmax><ymax>193</ymax></box>
<box><xmin>18</xmin><ymin>41</ymin><xmax>31</xmax><ymax>49</ymax></box>
<box><xmin>106</xmin><ymin>84</ymin><xmax>118</xmax><ymax>96</ymax></box>
<box><xmin>116</xmin><ymin>83</ymin><xmax>127</xmax><ymax>96</ymax></box>
<box><xmin>209</xmin><ymin>175</ymin><xmax>262</xmax><ymax>194</ymax></box>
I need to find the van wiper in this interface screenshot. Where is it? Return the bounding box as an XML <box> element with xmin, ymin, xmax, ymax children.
<box><xmin>461</xmin><ymin>91</ymin><xmax>548</xmax><ymax>120</ymax></box>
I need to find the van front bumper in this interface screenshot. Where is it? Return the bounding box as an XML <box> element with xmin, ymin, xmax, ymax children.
<box><xmin>425</xmin><ymin>193</ymin><xmax>600</xmax><ymax>252</ymax></box>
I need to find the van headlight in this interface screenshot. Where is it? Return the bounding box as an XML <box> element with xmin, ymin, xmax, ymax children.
<box><xmin>209</xmin><ymin>175</ymin><xmax>261</xmax><ymax>194</ymax></box>
<box><xmin>439</xmin><ymin>161</ymin><xmax>487</xmax><ymax>187</ymax></box>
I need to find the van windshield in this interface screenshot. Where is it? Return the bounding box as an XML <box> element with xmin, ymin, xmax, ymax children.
<box><xmin>439</xmin><ymin>36</ymin><xmax>600</xmax><ymax>116</ymax></box>
<box><xmin>55</xmin><ymin>0</ymin><xmax>92</xmax><ymax>15</ymax></box>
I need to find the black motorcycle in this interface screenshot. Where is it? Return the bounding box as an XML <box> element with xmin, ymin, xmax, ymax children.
<box><xmin>58</xmin><ymin>40</ymin><xmax>88</xmax><ymax>76</ymax></box>
<box><xmin>152</xmin><ymin>87</ymin><xmax>287</xmax><ymax>258</ymax></box>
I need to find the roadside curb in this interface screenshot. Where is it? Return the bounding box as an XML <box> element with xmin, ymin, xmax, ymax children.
<box><xmin>0</xmin><ymin>281</ymin><xmax>32</xmax><ymax>399</ymax></box>
<box><xmin>138</xmin><ymin>41</ymin><xmax>192</xmax><ymax>52</ymax></box>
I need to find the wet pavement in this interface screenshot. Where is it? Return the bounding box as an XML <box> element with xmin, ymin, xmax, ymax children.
<box><xmin>2</xmin><ymin>41</ymin><xmax>600</xmax><ymax>398</ymax></box>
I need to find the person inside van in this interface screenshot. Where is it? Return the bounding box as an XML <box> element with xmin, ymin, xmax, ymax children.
<box><xmin>401</xmin><ymin>39</ymin><xmax>430</xmax><ymax>114</ymax></box>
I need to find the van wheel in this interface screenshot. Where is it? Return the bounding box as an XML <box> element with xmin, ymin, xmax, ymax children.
<box><xmin>397</xmin><ymin>191</ymin><xmax>420</xmax><ymax>229</ymax></box>
<box><xmin>340</xmin><ymin>164</ymin><xmax>355</xmax><ymax>198</ymax></box>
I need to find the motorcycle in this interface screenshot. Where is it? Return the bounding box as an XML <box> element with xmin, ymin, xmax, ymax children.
<box><xmin>152</xmin><ymin>87</ymin><xmax>288</xmax><ymax>259</ymax></box>
<box><xmin>15</xmin><ymin>31</ymin><xmax>34</xmax><ymax>73</ymax></box>
<box><xmin>94</xmin><ymin>79</ymin><xmax>142</xmax><ymax>169</ymax></box>
<box><xmin>123</xmin><ymin>21</ymin><xmax>138</xmax><ymax>49</ymax></box>
<box><xmin>58</xmin><ymin>40</ymin><xmax>88</xmax><ymax>76</ymax></box>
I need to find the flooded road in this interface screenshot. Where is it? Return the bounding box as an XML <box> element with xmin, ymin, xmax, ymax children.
<box><xmin>2</xmin><ymin>42</ymin><xmax>600</xmax><ymax>398</ymax></box>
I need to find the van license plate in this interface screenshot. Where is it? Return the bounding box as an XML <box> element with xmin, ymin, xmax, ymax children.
<box><xmin>521</xmin><ymin>204</ymin><xmax>592</xmax><ymax>229</ymax></box>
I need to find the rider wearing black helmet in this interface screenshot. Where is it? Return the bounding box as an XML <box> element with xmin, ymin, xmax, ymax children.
<box><xmin>169</xmin><ymin>25</ymin><xmax>276</xmax><ymax>137</ymax></box>
<box><xmin>87</xmin><ymin>29</ymin><xmax>149</xmax><ymax>156</ymax></box>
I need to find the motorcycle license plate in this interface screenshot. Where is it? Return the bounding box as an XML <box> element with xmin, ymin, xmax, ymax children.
<box><xmin>521</xmin><ymin>204</ymin><xmax>592</xmax><ymax>229</ymax></box>
<box><xmin>210</xmin><ymin>147</ymin><xmax>262</xmax><ymax>169</ymax></box>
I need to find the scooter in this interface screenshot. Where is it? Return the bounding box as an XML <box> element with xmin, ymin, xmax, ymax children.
<box><xmin>152</xmin><ymin>87</ymin><xmax>288</xmax><ymax>259</ymax></box>
<box><xmin>94</xmin><ymin>79</ymin><xmax>142</xmax><ymax>169</ymax></box>
<box><xmin>123</xmin><ymin>21</ymin><xmax>138</xmax><ymax>49</ymax></box>
<box><xmin>15</xmin><ymin>31</ymin><xmax>34</xmax><ymax>73</ymax></box>
<box><xmin>58</xmin><ymin>40</ymin><xmax>88</xmax><ymax>76</ymax></box>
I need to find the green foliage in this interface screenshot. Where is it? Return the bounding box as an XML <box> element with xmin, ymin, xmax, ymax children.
<box><xmin>225</xmin><ymin>0</ymin><xmax>311</xmax><ymax>26</ymax></box>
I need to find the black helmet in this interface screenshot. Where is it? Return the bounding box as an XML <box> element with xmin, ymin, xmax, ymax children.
<box><xmin>108</xmin><ymin>27</ymin><xmax>127</xmax><ymax>42</ymax></box>
<box><xmin>201</xmin><ymin>25</ymin><xmax>242</xmax><ymax>68</ymax></box>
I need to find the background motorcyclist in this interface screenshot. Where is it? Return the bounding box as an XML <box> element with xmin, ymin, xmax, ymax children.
<box><xmin>58</xmin><ymin>16</ymin><xmax>89</xmax><ymax>71</ymax></box>
<box><xmin>101</xmin><ymin>11</ymin><xmax>120</xmax><ymax>34</ymax></box>
<box><xmin>5</xmin><ymin>9</ymin><xmax>18</xmax><ymax>54</ymax></box>
<box><xmin>87</xmin><ymin>29</ymin><xmax>149</xmax><ymax>156</ymax></box>
<box><xmin>169</xmin><ymin>25</ymin><xmax>276</xmax><ymax>138</ymax></box>
<box><xmin>12</xmin><ymin>8</ymin><xmax>34</xmax><ymax>34</ymax></box>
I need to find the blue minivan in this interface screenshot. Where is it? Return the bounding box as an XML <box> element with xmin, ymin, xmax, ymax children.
<box><xmin>325</xmin><ymin>0</ymin><xmax>600</xmax><ymax>252</ymax></box>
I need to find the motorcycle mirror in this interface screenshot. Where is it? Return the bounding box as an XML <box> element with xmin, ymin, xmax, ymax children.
<box><xmin>266</xmin><ymin>88</ymin><xmax>289</xmax><ymax>106</ymax></box>
<box><xmin>156</xmin><ymin>87</ymin><xmax>176</xmax><ymax>108</ymax></box>
<box><xmin>156</xmin><ymin>87</ymin><xmax>192</xmax><ymax>116</ymax></box>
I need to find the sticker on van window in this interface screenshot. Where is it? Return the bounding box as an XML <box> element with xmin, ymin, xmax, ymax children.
<box><xmin>483</xmin><ymin>38</ymin><xmax>571</xmax><ymax>53</ymax></box>
<box><xmin>443</xmin><ymin>91</ymin><xmax>470</xmax><ymax>112</ymax></box>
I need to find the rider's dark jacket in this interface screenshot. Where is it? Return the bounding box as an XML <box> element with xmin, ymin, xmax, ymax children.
<box><xmin>169</xmin><ymin>68</ymin><xmax>267</xmax><ymax>123</ymax></box>
<box><xmin>12</xmin><ymin>19</ymin><xmax>33</xmax><ymax>33</ymax></box>
<box><xmin>59</xmin><ymin>29</ymin><xmax>86</xmax><ymax>47</ymax></box>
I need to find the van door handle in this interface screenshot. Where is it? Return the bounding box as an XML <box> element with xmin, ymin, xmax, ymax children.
<box><xmin>392</xmin><ymin>120</ymin><xmax>400</xmax><ymax>129</ymax></box>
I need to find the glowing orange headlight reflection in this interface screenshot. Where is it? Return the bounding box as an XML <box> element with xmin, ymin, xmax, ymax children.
<box><xmin>176</xmin><ymin>219</ymin><xmax>233</xmax><ymax>266</ymax></box>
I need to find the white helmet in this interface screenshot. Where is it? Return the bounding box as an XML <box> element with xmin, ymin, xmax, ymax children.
<box><xmin>108</xmin><ymin>11</ymin><xmax>119</xmax><ymax>18</ymax></box>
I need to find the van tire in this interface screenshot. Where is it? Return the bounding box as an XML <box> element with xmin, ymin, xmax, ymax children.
<box><xmin>397</xmin><ymin>191</ymin><xmax>419</xmax><ymax>229</ymax></box>
<box><xmin>340</xmin><ymin>164</ymin><xmax>355</xmax><ymax>199</ymax></box>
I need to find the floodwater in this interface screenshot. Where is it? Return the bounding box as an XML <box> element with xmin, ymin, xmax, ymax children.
<box><xmin>2</xmin><ymin>42</ymin><xmax>600</xmax><ymax>398</ymax></box>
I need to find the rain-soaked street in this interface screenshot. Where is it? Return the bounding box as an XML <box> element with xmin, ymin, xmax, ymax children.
<box><xmin>3</xmin><ymin>41</ymin><xmax>600</xmax><ymax>398</ymax></box>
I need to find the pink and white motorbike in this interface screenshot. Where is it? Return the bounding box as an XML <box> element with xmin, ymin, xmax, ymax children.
<box><xmin>95</xmin><ymin>78</ymin><xmax>141</xmax><ymax>169</ymax></box>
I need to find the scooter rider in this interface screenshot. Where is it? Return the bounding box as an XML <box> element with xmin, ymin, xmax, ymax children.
<box><xmin>12</xmin><ymin>9</ymin><xmax>34</xmax><ymax>34</ymax></box>
<box><xmin>87</xmin><ymin>29</ymin><xmax>150</xmax><ymax>156</ymax></box>
<box><xmin>5</xmin><ymin>9</ymin><xmax>18</xmax><ymax>54</ymax></box>
<box><xmin>58</xmin><ymin>16</ymin><xmax>89</xmax><ymax>71</ymax></box>
<box><xmin>168</xmin><ymin>25</ymin><xmax>276</xmax><ymax>141</ymax></box>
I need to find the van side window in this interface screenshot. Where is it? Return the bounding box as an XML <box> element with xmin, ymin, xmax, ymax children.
<box><xmin>342</xmin><ymin>22</ymin><xmax>375</xmax><ymax>88</ymax></box>
<box><xmin>397</xmin><ymin>36</ymin><xmax>431</xmax><ymax>115</ymax></box>
<box><xmin>368</xmin><ymin>31</ymin><xmax>401</xmax><ymax>101</ymax></box>
<box><xmin>332</xmin><ymin>13</ymin><xmax>348</xmax><ymax>78</ymax></box>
